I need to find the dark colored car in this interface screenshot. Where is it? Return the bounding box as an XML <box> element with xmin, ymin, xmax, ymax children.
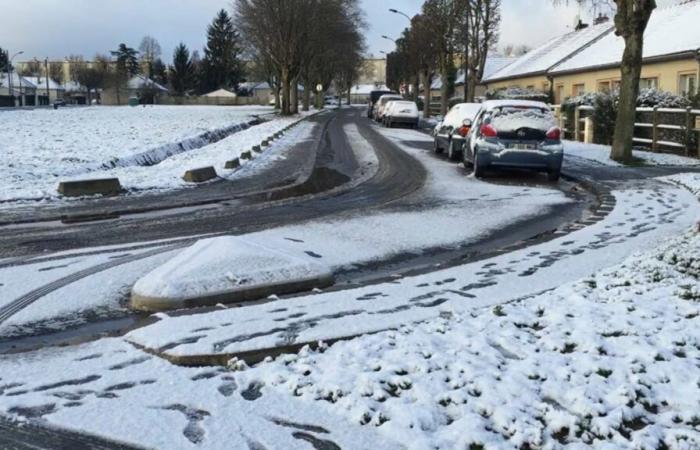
<box><xmin>368</xmin><ymin>90</ymin><xmax>396</xmax><ymax>118</ymax></box>
<box><xmin>463</xmin><ymin>100</ymin><xmax>564</xmax><ymax>181</ymax></box>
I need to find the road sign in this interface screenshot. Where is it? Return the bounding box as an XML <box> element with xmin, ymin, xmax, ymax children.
<box><xmin>316</xmin><ymin>84</ymin><xmax>323</xmax><ymax>93</ymax></box>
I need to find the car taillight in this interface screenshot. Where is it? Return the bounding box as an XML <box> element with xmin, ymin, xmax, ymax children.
<box><xmin>546</xmin><ymin>127</ymin><xmax>561</xmax><ymax>141</ymax></box>
<box><xmin>458</xmin><ymin>126</ymin><xmax>470</xmax><ymax>137</ymax></box>
<box><xmin>481</xmin><ymin>124</ymin><xmax>497</xmax><ymax>138</ymax></box>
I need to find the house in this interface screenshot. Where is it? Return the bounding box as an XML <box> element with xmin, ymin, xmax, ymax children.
<box><xmin>430</xmin><ymin>55</ymin><xmax>518</xmax><ymax>101</ymax></box>
<box><xmin>203</xmin><ymin>88</ymin><xmax>237</xmax><ymax>98</ymax></box>
<box><xmin>63</xmin><ymin>81</ymin><xmax>90</xmax><ymax>105</ymax></box>
<box><xmin>483</xmin><ymin>22</ymin><xmax>614</xmax><ymax>101</ymax></box>
<box><xmin>22</xmin><ymin>76</ymin><xmax>65</xmax><ymax>104</ymax></box>
<box><xmin>238</xmin><ymin>81</ymin><xmax>273</xmax><ymax>104</ymax></box>
<box><xmin>101</xmin><ymin>75</ymin><xmax>169</xmax><ymax>105</ymax></box>
<box><xmin>483</xmin><ymin>1</ymin><xmax>700</xmax><ymax>104</ymax></box>
<box><xmin>548</xmin><ymin>1</ymin><xmax>700</xmax><ymax>101</ymax></box>
<box><xmin>0</xmin><ymin>73</ymin><xmax>38</xmax><ymax>107</ymax></box>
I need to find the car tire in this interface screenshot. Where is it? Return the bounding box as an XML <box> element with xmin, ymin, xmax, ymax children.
<box><xmin>433</xmin><ymin>139</ymin><xmax>443</xmax><ymax>154</ymax></box>
<box><xmin>547</xmin><ymin>169</ymin><xmax>561</xmax><ymax>182</ymax></box>
<box><xmin>448</xmin><ymin>140</ymin><xmax>460</xmax><ymax>162</ymax></box>
<box><xmin>473</xmin><ymin>151</ymin><xmax>485</xmax><ymax>179</ymax></box>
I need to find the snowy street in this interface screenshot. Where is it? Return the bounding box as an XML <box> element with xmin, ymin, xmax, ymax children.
<box><xmin>1</xmin><ymin>106</ymin><xmax>699</xmax><ymax>449</ymax></box>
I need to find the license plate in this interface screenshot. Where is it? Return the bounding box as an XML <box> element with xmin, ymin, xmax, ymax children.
<box><xmin>510</xmin><ymin>143</ymin><xmax>536</xmax><ymax>150</ymax></box>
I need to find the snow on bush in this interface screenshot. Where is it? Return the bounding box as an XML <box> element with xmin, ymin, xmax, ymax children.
<box><xmin>240</xmin><ymin>229</ymin><xmax>700</xmax><ymax>449</ymax></box>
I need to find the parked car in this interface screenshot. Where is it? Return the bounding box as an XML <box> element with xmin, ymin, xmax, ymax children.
<box><xmin>463</xmin><ymin>100</ymin><xmax>563</xmax><ymax>181</ymax></box>
<box><xmin>373</xmin><ymin>94</ymin><xmax>403</xmax><ymax>122</ymax></box>
<box><xmin>433</xmin><ymin>102</ymin><xmax>482</xmax><ymax>161</ymax></box>
<box><xmin>383</xmin><ymin>100</ymin><xmax>419</xmax><ymax>128</ymax></box>
<box><xmin>367</xmin><ymin>89</ymin><xmax>396</xmax><ymax>118</ymax></box>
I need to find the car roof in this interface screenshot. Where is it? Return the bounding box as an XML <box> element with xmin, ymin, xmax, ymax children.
<box><xmin>481</xmin><ymin>100</ymin><xmax>550</xmax><ymax>111</ymax></box>
<box><xmin>379</xmin><ymin>94</ymin><xmax>403</xmax><ymax>100</ymax></box>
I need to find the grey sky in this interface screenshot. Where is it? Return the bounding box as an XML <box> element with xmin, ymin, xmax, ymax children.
<box><xmin>0</xmin><ymin>0</ymin><xmax>585</xmax><ymax>63</ymax></box>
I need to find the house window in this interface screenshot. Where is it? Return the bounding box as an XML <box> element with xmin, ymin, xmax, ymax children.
<box><xmin>679</xmin><ymin>73</ymin><xmax>697</xmax><ymax>96</ymax></box>
<box><xmin>611</xmin><ymin>80</ymin><xmax>621</xmax><ymax>92</ymax></box>
<box><xmin>572</xmin><ymin>83</ymin><xmax>585</xmax><ymax>96</ymax></box>
<box><xmin>597</xmin><ymin>81</ymin><xmax>611</xmax><ymax>92</ymax></box>
<box><xmin>639</xmin><ymin>77</ymin><xmax>658</xmax><ymax>90</ymax></box>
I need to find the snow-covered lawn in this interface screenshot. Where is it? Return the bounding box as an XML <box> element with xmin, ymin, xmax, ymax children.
<box><xmin>565</xmin><ymin>141</ymin><xmax>700</xmax><ymax>166</ymax></box>
<box><xmin>0</xmin><ymin>182</ymin><xmax>698</xmax><ymax>449</ymax></box>
<box><xmin>0</xmin><ymin>105</ymin><xmax>274</xmax><ymax>203</ymax></box>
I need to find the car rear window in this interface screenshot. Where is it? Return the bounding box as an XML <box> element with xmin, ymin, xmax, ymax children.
<box><xmin>489</xmin><ymin>107</ymin><xmax>556</xmax><ymax>132</ymax></box>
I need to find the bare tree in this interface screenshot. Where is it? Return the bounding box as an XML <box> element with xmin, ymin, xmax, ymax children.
<box><xmin>48</xmin><ymin>62</ymin><xmax>65</xmax><ymax>85</ymax></box>
<box><xmin>558</xmin><ymin>0</ymin><xmax>656</xmax><ymax>162</ymax></box>
<box><xmin>139</xmin><ymin>35</ymin><xmax>162</xmax><ymax>78</ymax></box>
<box><xmin>460</xmin><ymin>0</ymin><xmax>501</xmax><ymax>102</ymax></box>
<box><xmin>422</xmin><ymin>0</ymin><xmax>461</xmax><ymax>115</ymax></box>
<box><xmin>407</xmin><ymin>14</ymin><xmax>438</xmax><ymax>118</ymax></box>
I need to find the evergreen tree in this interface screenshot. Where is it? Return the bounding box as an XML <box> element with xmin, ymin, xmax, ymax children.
<box><xmin>200</xmin><ymin>9</ymin><xmax>243</xmax><ymax>93</ymax></box>
<box><xmin>0</xmin><ymin>47</ymin><xmax>9</xmax><ymax>72</ymax></box>
<box><xmin>111</xmin><ymin>44</ymin><xmax>140</xmax><ymax>76</ymax></box>
<box><xmin>169</xmin><ymin>43</ymin><xmax>195</xmax><ymax>96</ymax></box>
<box><xmin>152</xmin><ymin>58</ymin><xmax>168</xmax><ymax>85</ymax></box>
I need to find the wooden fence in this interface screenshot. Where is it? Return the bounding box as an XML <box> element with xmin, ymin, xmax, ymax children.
<box><xmin>552</xmin><ymin>104</ymin><xmax>700</xmax><ymax>157</ymax></box>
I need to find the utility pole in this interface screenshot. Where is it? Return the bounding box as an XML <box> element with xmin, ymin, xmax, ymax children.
<box><xmin>45</xmin><ymin>58</ymin><xmax>50</xmax><ymax>105</ymax></box>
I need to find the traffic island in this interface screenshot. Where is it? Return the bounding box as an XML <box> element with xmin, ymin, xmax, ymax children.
<box><xmin>58</xmin><ymin>178</ymin><xmax>123</xmax><ymax>197</ymax></box>
<box><xmin>224</xmin><ymin>158</ymin><xmax>240</xmax><ymax>169</ymax></box>
<box><xmin>130</xmin><ymin>236</ymin><xmax>334</xmax><ymax>312</ymax></box>
<box><xmin>183</xmin><ymin>167</ymin><xmax>217</xmax><ymax>183</ymax></box>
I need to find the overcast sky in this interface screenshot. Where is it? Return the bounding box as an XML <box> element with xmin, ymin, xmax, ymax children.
<box><xmin>0</xmin><ymin>0</ymin><xmax>587</xmax><ymax>62</ymax></box>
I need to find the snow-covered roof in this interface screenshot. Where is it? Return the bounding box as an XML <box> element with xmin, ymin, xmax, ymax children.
<box><xmin>239</xmin><ymin>81</ymin><xmax>271</xmax><ymax>91</ymax></box>
<box><xmin>63</xmin><ymin>81</ymin><xmax>87</xmax><ymax>93</ymax></box>
<box><xmin>0</xmin><ymin>73</ymin><xmax>37</xmax><ymax>89</ymax></box>
<box><xmin>351</xmin><ymin>84</ymin><xmax>390</xmax><ymax>95</ymax></box>
<box><xmin>127</xmin><ymin>75</ymin><xmax>168</xmax><ymax>92</ymax></box>
<box><xmin>484</xmin><ymin>23</ymin><xmax>614</xmax><ymax>82</ymax></box>
<box><xmin>22</xmin><ymin>76</ymin><xmax>64</xmax><ymax>91</ymax></box>
<box><xmin>551</xmin><ymin>1</ymin><xmax>700</xmax><ymax>74</ymax></box>
<box><xmin>203</xmin><ymin>88</ymin><xmax>237</xmax><ymax>98</ymax></box>
<box><xmin>431</xmin><ymin>56</ymin><xmax>518</xmax><ymax>90</ymax></box>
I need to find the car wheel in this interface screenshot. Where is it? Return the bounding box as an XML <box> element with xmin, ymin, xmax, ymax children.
<box><xmin>547</xmin><ymin>169</ymin><xmax>561</xmax><ymax>182</ymax></box>
<box><xmin>433</xmin><ymin>139</ymin><xmax>443</xmax><ymax>154</ymax></box>
<box><xmin>473</xmin><ymin>151</ymin><xmax>485</xmax><ymax>179</ymax></box>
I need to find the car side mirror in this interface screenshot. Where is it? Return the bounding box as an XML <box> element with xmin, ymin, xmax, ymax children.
<box><xmin>462</xmin><ymin>119</ymin><xmax>473</xmax><ymax>127</ymax></box>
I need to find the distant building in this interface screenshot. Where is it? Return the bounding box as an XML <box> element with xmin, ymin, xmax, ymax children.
<box><xmin>431</xmin><ymin>55</ymin><xmax>518</xmax><ymax>102</ymax></box>
<box><xmin>357</xmin><ymin>58</ymin><xmax>387</xmax><ymax>86</ymax></box>
<box><xmin>0</xmin><ymin>73</ymin><xmax>37</xmax><ymax>106</ymax></box>
<box><xmin>22</xmin><ymin>76</ymin><xmax>65</xmax><ymax>104</ymax></box>
<box><xmin>101</xmin><ymin>75</ymin><xmax>169</xmax><ymax>105</ymax></box>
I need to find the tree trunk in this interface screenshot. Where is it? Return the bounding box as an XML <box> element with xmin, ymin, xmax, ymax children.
<box><xmin>274</xmin><ymin>86</ymin><xmax>281</xmax><ymax>110</ymax></box>
<box><xmin>422</xmin><ymin>71</ymin><xmax>431</xmax><ymax>119</ymax></box>
<box><xmin>440</xmin><ymin>72</ymin><xmax>449</xmax><ymax>116</ymax></box>
<box><xmin>611</xmin><ymin>32</ymin><xmax>644</xmax><ymax>162</ymax></box>
<box><xmin>281</xmin><ymin>67</ymin><xmax>291</xmax><ymax>116</ymax></box>
<box><xmin>302</xmin><ymin>84</ymin><xmax>311</xmax><ymax>111</ymax></box>
<box><xmin>412</xmin><ymin>74</ymin><xmax>419</xmax><ymax>102</ymax></box>
<box><xmin>467</xmin><ymin>75</ymin><xmax>477</xmax><ymax>103</ymax></box>
<box><xmin>291</xmin><ymin>77</ymin><xmax>298</xmax><ymax>114</ymax></box>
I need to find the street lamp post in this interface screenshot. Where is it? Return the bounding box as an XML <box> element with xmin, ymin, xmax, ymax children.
<box><xmin>8</xmin><ymin>51</ymin><xmax>24</xmax><ymax>107</ymax></box>
<box><xmin>389</xmin><ymin>8</ymin><xmax>412</xmax><ymax>22</ymax></box>
<box><xmin>381</xmin><ymin>35</ymin><xmax>396</xmax><ymax>43</ymax></box>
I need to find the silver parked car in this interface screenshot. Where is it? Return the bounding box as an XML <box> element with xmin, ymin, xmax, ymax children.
<box><xmin>373</xmin><ymin>94</ymin><xmax>403</xmax><ymax>122</ymax></box>
<box><xmin>383</xmin><ymin>100</ymin><xmax>419</xmax><ymax>128</ymax></box>
<box><xmin>463</xmin><ymin>100</ymin><xmax>563</xmax><ymax>181</ymax></box>
<box><xmin>433</xmin><ymin>103</ymin><xmax>482</xmax><ymax>161</ymax></box>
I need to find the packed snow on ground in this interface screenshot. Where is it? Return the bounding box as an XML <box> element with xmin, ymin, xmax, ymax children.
<box><xmin>661</xmin><ymin>172</ymin><xmax>700</xmax><ymax>198</ymax></box>
<box><xmin>0</xmin><ymin>105</ymin><xmax>273</xmax><ymax>204</ymax></box>
<box><xmin>132</xmin><ymin>236</ymin><xmax>332</xmax><ymax>305</ymax></box>
<box><xmin>125</xmin><ymin>181</ymin><xmax>699</xmax><ymax>360</ymax></box>
<box><xmin>564</xmin><ymin>141</ymin><xmax>700</xmax><ymax>166</ymax></box>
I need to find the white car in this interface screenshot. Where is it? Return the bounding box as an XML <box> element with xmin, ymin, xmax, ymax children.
<box><xmin>382</xmin><ymin>100</ymin><xmax>420</xmax><ymax>128</ymax></box>
<box><xmin>373</xmin><ymin>94</ymin><xmax>403</xmax><ymax>122</ymax></box>
<box><xmin>433</xmin><ymin>103</ymin><xmax>482</xmax><ymax>161</ymax></box>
